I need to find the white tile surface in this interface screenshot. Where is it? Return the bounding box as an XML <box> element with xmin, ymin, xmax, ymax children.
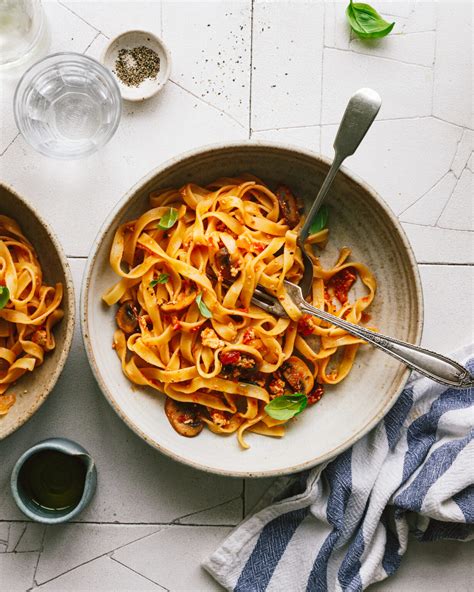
<box><xmin>451</xmin><ymin>129</ymin><xmax>473</xmax><ymax>178</ymax></box>
<box><xmin>61</xmin><ymin>0</ymin><xmax>163</xmax><ymax>38</ymax></box>
<box><xmin>36</xmin><ymin>524</ymin><xmax>159</xmax><ymax>584</ymax></box>
<box><xmin>0</xmin><ymin>1</ymin><xmax>473</xmax><ymax>591</ymax></box>
<box><xmin>112</xmin><ymin>525</ymin><xmax>231</xmax><ymax>591</ymax></box>
<box><xmin>0</xmin><ymin>552</ymin><xmax>39</xmax><ymax>592</ymax></box>
<box><xmin>399</xmin><ymin>172</ymin><xmax>458</xmax><ymax>226</ymax></box>
<box><xmin>321</xmin><ymin>117</ymin><xmax>462</xmax><ymax>215</ymax></box>
<box><xmin>163</xmin><ymin>0</ymin><xmax>251</xmax><ymax>127</ymax></box>
<box><xmin>350</xmin><ymin>31</ymin><xmax>435</xmax><ymax>67</ymax></box>
<box><xmin>251</xmin><ymin>0</ymin><xmax>324</xmax><ymax>130</ymax></box>
<box><xmin>401</xmin><ymin>2</ymin><xmax>437</xmax><ymax>33</ymax></box>
<box><xmin>324</xmin><ymin>0</ymin><xmax>351</xmax><ymax>50</ymax></box>
<box><xmin>433</xmin><ymin>1</ymin><xmax>473</xmax><ymax>128</ymax></box>
<box><xmin>251</xmin><ymin>125</ymin><xmax>321</xmax><ymax>152</ymax></box>
<box><xmin>321</xmin><ymin>48</ymin><xmax>433</xmax><ymax>123</ymax></box>
<box><xmin>15</xmin><ymin>523</ymin><xmax>46</xmax><ymax>553</ymax></box>
<box><xmin>402</xmin><ymin>223</ymin><xmax>474</xmax><ymax>264</ymax></box>
<box><xmin>33</xmin><ymin>555</ymin><xmax>164</xmax><ymax>591</ymax></box>
<box><xmin>6</xmin><ymin>523</ymin><xmax>26</xmax><ymax>552</ymax></box>
<box><xmin>437</xmin><ymin>169</ymin><xmax>474</xmax><ymax>231</ymax></box>
<box><xmin>419</xmin><ymin>265</ymin><xmax>474</xmax><ymax>352</ymax></box>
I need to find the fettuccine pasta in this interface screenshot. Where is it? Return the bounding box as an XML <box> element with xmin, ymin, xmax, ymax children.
<box><xmin>0</xmin><ymin>216</ymin><xmax>64</xmax><ymax>416</ymax></box>
<box><xmin>103</xmin><ymin>175</ymin><xmax>376</xmax><ymax>448</ymax></box>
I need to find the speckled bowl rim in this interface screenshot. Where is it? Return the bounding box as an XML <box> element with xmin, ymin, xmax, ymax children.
<box><xmin>0</xmin><ymin>183</ymin><xmax>76</xmax><ymax>440</ymax></box>
<box><xmin>81</xmin><ymin>141</ymin><xmax>424</xmax><ymax>478</ymax></box>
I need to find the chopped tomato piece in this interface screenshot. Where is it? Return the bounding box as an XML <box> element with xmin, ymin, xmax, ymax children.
<box><xmin>219</xmin><ymin>350</ymin><xmax>241</xmax><ymax>366</ymax></box>
<box><xmin>307</xmin><ymin>384</ymin><xmax>324</xmax><ymax>405</ymax></box>
<box><xmin>329</xmin><ymin>267</ymin><xmax>357</xmax><ymax>305</ymax></box>
<box><xmin>297</xmin><ymin>314</ymin><xmax>316</xmax><ymax>336</ymax></box>
<box><xmin>242</xmin><ymin>328</ymin><xmax>256</xmax><ymax>344</ymax></box>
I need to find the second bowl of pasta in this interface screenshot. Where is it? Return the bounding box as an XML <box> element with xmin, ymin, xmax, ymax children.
<box><xmin>0</xmin><ymin>184</ymin><xmax>75</xmax><ymax>439</ymax></box>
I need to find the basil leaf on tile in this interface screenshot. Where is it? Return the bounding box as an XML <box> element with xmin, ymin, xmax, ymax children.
<box><xmin>309</xmin><ymin>205</ymin><xmax>329</xmax><ymax>234</ymax></box>
<box><xmin>150</xmin><ymin>273</ymin><xmax>169</xmax><ymax>287</ymax></box>
<box><xmin>265</xmin><ymin>393</ymin><xmax>308</xmax><ymax>421</ymax></box>
<box><xmin>157</xmin><ymin>207</ymin><xmax>178</xmax><ymax>230</ymax></box>
<box><xmin>196</xmin><ymin>293</ymin><xmax>212</xmax><ymax>319</ymax></box>
<box><xmin>0</xmin><ymin>286</ymin><xmax>10</xmax><ymax>309</ymax></box>
<box><xmin>346</xmin><ymin>1</ymin><xmax>395</xmax><ymax>39</ymax></box>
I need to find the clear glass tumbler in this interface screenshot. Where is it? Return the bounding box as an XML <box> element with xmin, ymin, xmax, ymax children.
<box><xmin>14</xmin><ymin>52</ymin><xmax>122</xmax><ymax>159</ymax></box>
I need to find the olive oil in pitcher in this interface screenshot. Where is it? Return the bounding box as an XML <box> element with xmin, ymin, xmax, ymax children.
<box><xmin>18</xmin><ymin>449</ymin><xmax>87</xmax><ymax>511</ymax></box>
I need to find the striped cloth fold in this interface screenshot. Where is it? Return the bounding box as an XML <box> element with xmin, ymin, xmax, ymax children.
<box><xmin>203</xmin><ymin>345</ymin><xmax>474</xmax><ymax>591</ymax></box>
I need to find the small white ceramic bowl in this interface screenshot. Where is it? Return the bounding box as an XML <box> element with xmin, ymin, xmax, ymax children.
<box><xmin>102</xmin><ymin>30</ymin><xmax>171</xmax><ymax>102</ymax></box>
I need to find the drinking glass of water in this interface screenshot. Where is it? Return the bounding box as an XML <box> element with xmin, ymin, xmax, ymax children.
<box><xmin>14</xmin><ymin>52</ymin><xmax>122</xmax><ymax>159</ymax></box>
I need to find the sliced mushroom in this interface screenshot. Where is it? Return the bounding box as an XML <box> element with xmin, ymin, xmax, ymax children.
<box><xmin>215</xmin><ymin>246</ymin><xmax>233</xmax><ymax>280</ymax></box>
<box><xmin>115</xmin><ymin>302</ymin><xmax>138</xmax><ymax>334</ymax></box>
<box><xmin>164</xmin><ymin>397</ymin><xmax>203</xmax><ymax>437</ymax></box>
<box><xmin>280</xmin><ymin>356</ymin><xmax>314</xmax><ymax>394</ymax></box>
<box><xmin>276</xmin><ymin>185</ymin><xmax>300</xmax><ymax>228</ymax></box>
<box><xmin>161</xmin><ymin>291</ymin><xmax>197</xmax><ymax>312</ymax></box>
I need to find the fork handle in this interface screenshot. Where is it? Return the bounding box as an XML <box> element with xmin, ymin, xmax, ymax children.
<box><xmin>299</xmin><ymin>300</ymin><xmax>473</xmax><ymax>389</ymax></box>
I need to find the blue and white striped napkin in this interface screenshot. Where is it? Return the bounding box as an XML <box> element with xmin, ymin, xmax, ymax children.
<box><xmin>204</xmin><ymin>345</ymin><xmax>473</xmax><ymax>591</ymax></box>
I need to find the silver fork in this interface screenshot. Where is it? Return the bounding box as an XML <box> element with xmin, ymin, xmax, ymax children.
<box><xmin>248</xmin><ymin>280</ymin><xmax>473</xmax><ymax>389</ymax></box>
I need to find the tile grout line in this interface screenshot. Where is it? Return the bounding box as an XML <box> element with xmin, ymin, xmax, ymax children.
<box><xmin>397</xmin><ymin>170</ymin><xmax>451</xmax><ymax>218</ymax></box>
<box><xmin>171</xmin><ymin>496</ymin><xmax>242</xmax><ymax>524</ymax></box>
<box><xmin>110</xmin><ymin>556</ymin><xmax>170</xmax><ymax>591</ymax></box>
<box><xmin>433</xmin><ymin>175</ymin><xmax>460</xmax><ymax>227</ymax></box>
<box><xmin>324</xmin><ymin>45</ymin><xmax>434</xmax><ymax>70</ymax></box>
<box><xmin>82</xmin><ymin>30</ymin><xmax>101</xmax><ymax>55</ymax></box>
<box><xmin>401</xmin><ymin>220</ymin><xmax>474</xmax><ymax>234</ymax></box>
<box><xmin>31</xmin><ymin>525</ymin><xmax>167</xmax><ymax>589</ymax></box>
<box><xmin>0</xmin><ymin>132</ymin><xmax>20</xmax><ymax>158</ymax></box>
<box><xmin>0</xmin><ymin>519</ymin><xmax>239</xmax><ymax>526</ymax></box>
<box><xmin>448</xmin><ymin>129</ymin><xmax>466</xmax><ymax>178</ymax></box>
<box><xmin>418</xmin><ymin>262</ymin><xmax>474</xmax><ymax>267</ymax></box>
<box><xmin>57</xmin><ymin>1</ymin><xmax>106</xmax><ymax>37</ymax></box>
<box><xmin>31</xmin><ymin>524</ymin><xmax>48</xmax><ymax>589</ymax></box>
<box><xmin>254</xmin><ymin>116</ymin><xmax>470</xmax><ymax>132</ymax></box>
<box><xmin>12</xmin><ymin>523</ymin><xmax>28</xmax><ymax>552</ymax></box>
<box><xmin>248</xmin><ymin>0</ymin><xmax>255</xmax><ymax>139</ymax></box>
<box><xmin>168</xmin><ymin>79</ymin><xmax>247</xmax><ymax>130</ymax></box>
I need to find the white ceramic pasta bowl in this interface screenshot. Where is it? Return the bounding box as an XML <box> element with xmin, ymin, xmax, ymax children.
<box><xmin>82</xmin><ymin>142</ymin><xmax>423</xmax><ymax>477</ymax></box>
<box><xmin>0</xmin><ymin>184</ymin><xmax>75</xmax><ymax>440</ymax></box>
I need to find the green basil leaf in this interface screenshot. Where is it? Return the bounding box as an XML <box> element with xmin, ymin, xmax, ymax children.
<box><xmin>149</xmin><ymin>273</ymin><xmax>169</xmax><ymax>288</ymax></box>
<box><xmin>196</xmin><ymin>293</ymin><xmax>213</xmax><ymax>319</ymax></box>
<box><xmin>309</xmin><ymin>205</ymin><xmax>329</xmax><ymax>235</ymax></box>
<box><xmin>157</xmin><ymin>207</ymin><xmax>178</xmax><ymax>230</ymax></box>
<box><xmin>346</xmin><ymin>1</ymin><xmax>395</xmax><ymax>39</ymax></box>
<box><xmin>265</xmin><ymin>393</ymin><xmax>308</xmax><ymax>421</ymax></box>
<box><xmin>0</xmin><ymin>286</ymin><xmax>10</xmax><ymax>310</ymax></box>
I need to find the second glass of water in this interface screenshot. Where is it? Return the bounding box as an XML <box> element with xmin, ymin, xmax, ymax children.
<box><xmin>14</xmin><ymin>52</ymin><xmax>122</xmax><ymax>159</ymax></box>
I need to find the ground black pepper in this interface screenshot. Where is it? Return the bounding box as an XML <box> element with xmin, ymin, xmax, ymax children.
<box><xmin>114</xmin><ymin>45</ymin><xmax>160</xmax><ymax>87</ymax></box>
